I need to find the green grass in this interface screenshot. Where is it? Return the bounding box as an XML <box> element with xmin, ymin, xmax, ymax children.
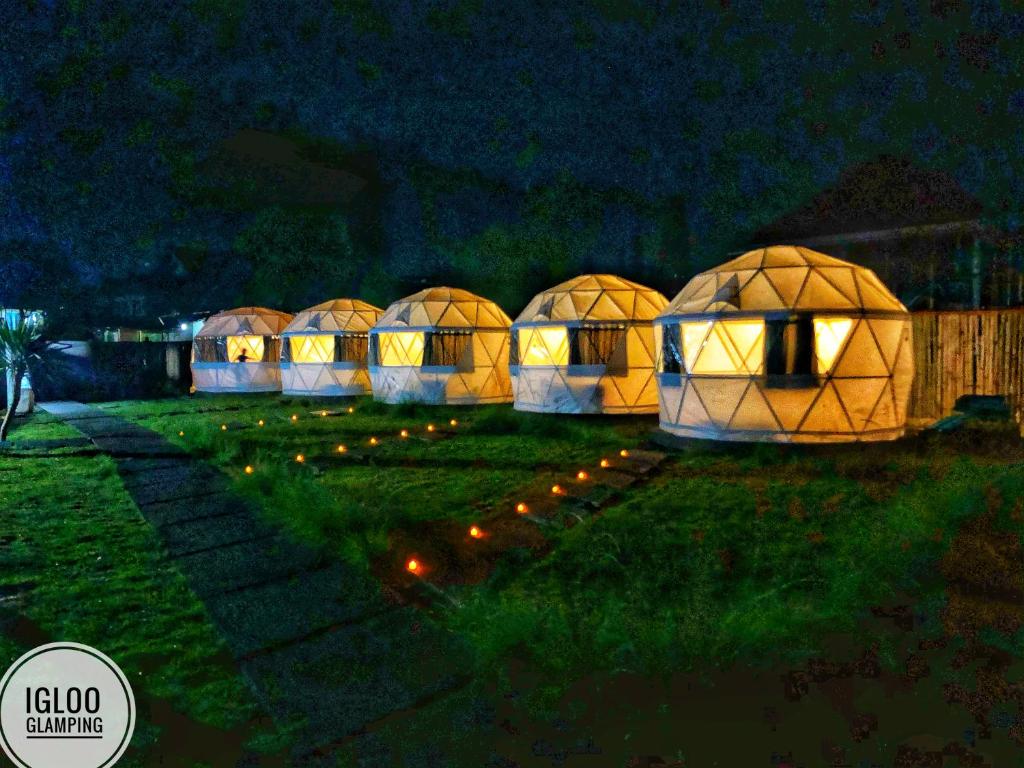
<box><xmin>0</xmin><ymin>413</ymin><xmax>272</xmax><ymax>764</ymax></box>
<box><xmin>104</xmin><ymin>395</ymin><xmax>1024</xmax><ymax>699</ymax></box>
<box><xmin>108</xmin><ymin>394</ymin><xmax>648</xmax><ymax>565</ymax></box>
<box><xmin>10</xmin><ymin>396</ymin><xmax>1023</xmax><ymax>750</ymax></box>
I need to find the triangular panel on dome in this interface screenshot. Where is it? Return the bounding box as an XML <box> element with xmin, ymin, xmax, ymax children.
<box><xmin>795</xmin><ymin>270</ymin><xmax>859</xmax><ymax>310</ymax></box>
<box><xmin>727</xmin><ymin>382</ymin><xmax>782</xmax><ymax>432</ymax></box>
<box><xmin>833</xmin><ymin>377</ymin><xmax>889</xmax><ymax>433</ymax></box>
<box><xmin>761</xmin><ymin>246</ymin><xmax>809</xmax><ymax>267</ymax></box>
<box><xmin>759</xmin><ymin>386</ymin><xmax>820</xmax><ymax>432</ymax></box>
<box><xmin>736</xmin><ymin>271</ymin><xmax>787</xmax><ymax>311</ymax></box>
<box><xmin>798</xmin><ymin>382</ymin><xmax>854</xmax><ymax>434</ymax></box>
<box><xmin>831</xmin><ymin>319</ymin><xmax>890</xmax><ymax>378</ymax></box>
<box><xmin>691</xmin><ymin>378</ymin><xmax>749</xmax><ymax>426</ymax></box>
<box><xmin>762</xmin><ymin>267</ymin><xmax>810</xmax><ymax>307</ymax></box>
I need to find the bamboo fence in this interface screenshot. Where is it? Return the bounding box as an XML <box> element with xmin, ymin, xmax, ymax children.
<box><xmin>909</xmin><ymin>309</ymin><xmax>1024</xmax><ymax>424</ymax></box>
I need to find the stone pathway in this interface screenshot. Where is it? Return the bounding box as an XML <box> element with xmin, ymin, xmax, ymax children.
<box><xmin>38</xmin><ymin>402</ymin><xmax>470</xmax><ymax>762</ymax></box>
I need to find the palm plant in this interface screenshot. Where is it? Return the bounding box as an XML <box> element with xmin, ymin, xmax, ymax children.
<box><xmin>0</xmin><ymin>314</ymin><xmax>45</xmax><ymax>442</ymax></box>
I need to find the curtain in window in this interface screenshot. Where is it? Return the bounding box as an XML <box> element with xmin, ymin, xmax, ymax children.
<box><xmin>194</xmin><ymin>337</ymin><xmax>226</xmax><ymax>362</ymax></box>
<box><xmin>509</xmin><ymin>329</ymin><xmax>519</xmax><ymax>366</ymax></box>
<box><xmin>424</xmin><ymin>331</ymin><xmax>472</xmax><ymax>367</ymax></box>
<box><xmin>660</xmin><ymin>324</ymin><xmax>682</xmax><ymax>374</ymax></box>
<box><xmin>336</xmin><ymin>334</ymin><xmax>369</xmax><ymax>363</ymax></box>
<box><xmin>570</xmin><ymin>326</ymin><xmax>625</xmax><ymax>366</ymax></box>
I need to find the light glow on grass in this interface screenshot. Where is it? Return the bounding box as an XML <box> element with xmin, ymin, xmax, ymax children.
<box><xmin>551</xmin><ymin>484</ymin><xmax>563</xmax><ymax>495</ymax></box>
<box><xmin>295</xmin><ymin>453</ymin><xmax>305</xmax><ymax>463</ymax></box>
<box><xmin>400</xmin><ymin>429</ymin><xmax>409</xmax><ymax>438</ymax></box>
<box><xmin>369</xmin><ymin>437</ymin><xmax>379</xmax><ymax>446</ymax></box>
<box><xmin>576</xmin><ymin>470</ymin><xmax>589</xmax><ymax>481</ymax></box>
<box><xmin>406</xmin><ymin>558</ymin><xmax>420</xmax><ymax>574</ymax></box>
<box><xmin>600</xmin><ymin>458</ymin><xmax>610</xmax><ymax>468</ymax></box>
<box><xmin>620</xmin><ymin>449</ymin><xmax>629</xmax><ymax>458</ymax></box>
<box><xmin>244</xmin><ymin>465</ymin><xmax>254</xmax><ymax>475</ymax></box>
<box><xmin>337</xmin><ymin>444</ymin><xmax>347</xmax><ymax>453</ymax></box>
<box><xmin>469</xmin><ymin>525</ymin><xmax>482</xmax><ymax>538</ymax></box>
<box><xmin>516</xmin><ymin>502</ymin><xmax>528</xmax><ymax>514</ymax></box>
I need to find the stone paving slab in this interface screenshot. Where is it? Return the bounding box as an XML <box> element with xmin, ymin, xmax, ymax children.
<box><xmin>174</xmin><ymin>537</ymin><xmax>324</xmax><ymax>598</ymax></box>
<box><xmin>119</xmin><ymin>465</ymin><xmax>229</xmax><ymax>506</ymax></box>
<box><xmin>242</xmin><ymin>608</ymin><xmax>471</xmax><ymax>753</ymax></box>
<box><xmin>205</xmin><ymin>564</ymin><xmax>386</xmax><ymax>658</ymax></box>
<box><xmin>89</xmin><ymin>436</ymin><xmax>189</xmax><ymax>457</ymax></box>
<box><xmin>159</xmin><ymin>511</ymin><xmax>276</xmax><ymax>557</ymax></box>
<box><xmin>141</xmin><ymin>492</ymin><xmax>254</xmax><ymax>527</ymax></box>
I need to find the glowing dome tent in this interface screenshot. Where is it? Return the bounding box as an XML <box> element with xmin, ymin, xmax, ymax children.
<box><xmin>368</xmin><ymin>287</ymin><xmax>513</xmax><ymax>404</ymax></box>
<box><xmin>510</xmin><ymin>275</ymin><xmax>669</xmax><ymax>414</ymax></box>
<box><xmin>191</xmin><ymin>307</ymin><xmax>293</xmax><ymax>393</ymax></box>
<box><xmin>280</xmin><ymin>299</ymin><xmax>383</xmax><ymax>396</ymax></box>
<box><xmin>654</xmin><ymin>246</ymin><xmax>913</xmax><ymax>443</ymax></box>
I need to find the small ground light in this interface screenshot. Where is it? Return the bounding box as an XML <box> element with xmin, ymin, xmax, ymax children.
<box><xmin>347</xmin><ymin>406</ymin><xmax>355</xmax><ymax>414</ymax></box>
<box><xmin>295</xmin><ymin>453</ymin><xmax>305</xmax><ymax>463</ymax></box>
<box><xmin>291</xmin><ymin>414</ymin><xmax>298</xmax><ymax>422</ymax></box>
<box><xmin>469</xmin><ymin>525</ymin><xmax>482</xmax><ymax>538</ymax></box>
<box><xmin>337</xmin><ymin>444</ymin><xmax>347</xmax><ymax>453</ymax></box>
<box><xmin>178</xmin><ymin>430</ymin><xmax>184</xmax><ymax>437</ymax></box>
<box><xmin>244</xmin><ymin>465</ymin><xmax>254</xmax><ymax>475</ymax></box>
<box><xmin>406</xmin><ymin>558</ymin><xmax>420</xmax><ymax>574</ymax></box>
<box><xmin>450</xmin><ymin>419</ymin><xmax>458</xmax><ymax>427</ymax></box>
<box><xmin>257</xmin><ymin>419</ymin><xmax>264</xmax><ymax>427</ymax></box>
<box><xmin>400</xmin><ymin>429</ymin><xmax>409</xmax><ymax>438</ymax></box>
<box><xmin>320</xmin><ymin>410</ymin><xmax>328</xmax><ymax>417</ymax></box>
<box><xmin>516</xmin><ymin>502</ymin><xmax>528</xmax><ymax>514</ymax></box>
<box><xmin>577</xmin><ymin>470</ymin><xmax>589</xmax><ymax>481</ymax></box>
<box><xmin>220</xmin><ymin>424</ymin><xmax>227</xmax><ymax>431</ymax></box>
<box><xmin>600</xmin><ymin>458</ymin><xmax>610</xmax><ymax>468</ymax></box>
<box><xmin>619</xmin><ymin>449</ymin><xmax>629</xmax><ymax>458</ymax></box>
<box><xmin>369</xmin><ymin>437</ymin><xmax>379</xmax><ymax>446</ymax></box>
<box><xmin>551</xmin><ymin>484</ymin><xmax>563</xmax><ymax>495</ymax></box>
<box><xmin>427</xmin><ymin>424</ymin><xmax>435</xmax><ymax>432</ymax></box>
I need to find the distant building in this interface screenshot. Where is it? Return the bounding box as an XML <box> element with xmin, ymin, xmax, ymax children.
<box><xmin>747</xmin><ymin>157</ymin><xmax>1021</xmax><ymax>310</ymax></box>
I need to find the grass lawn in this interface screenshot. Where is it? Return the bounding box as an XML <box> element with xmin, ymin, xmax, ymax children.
<box><xmin>106</xmin><ymin>396</ymin><xmax>1024</xmax><ymax>682</ymax></box>
<box><xmin>0</xmin><ymin>412</ymin><xmax>278</xmax><ymax>766</ymax></box>
<box><xmin>5</xmin><ymin>397</ymin><xmax>1024</xmax><ymax>764</ymax></box>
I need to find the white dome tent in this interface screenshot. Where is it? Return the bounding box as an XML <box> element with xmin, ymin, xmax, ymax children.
<box><xmin>191</xmin><ymin>307</ymin><xmax>293</xmax><ymax>393</ymax></box>
<box><xmin>368</xmin><ymin>287</ymin><xmax>513</xmax><ymax>405</ymax></box>
<box><xmin>654</xmin><ymin>246</ymin><xmax>914</xmax><ymax>443</ymax></box>
<box><xmin>510</xmin><ymin>274</ymin><xmax>669</xmax><ymax>414</ymax></box>
<box><xmin>280</xmin><ymin>299</ymin><xmax>383</xmax><ymax>396</ymax></box>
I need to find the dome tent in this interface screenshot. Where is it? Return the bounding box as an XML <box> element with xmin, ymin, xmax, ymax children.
<box><xmin>654</xmin><ymin>246</ymin><xmax>913</xmax><ymax>443</ymax></box>
<box><xmin>510</xmin><ymin>274</ymin><xmax>669</xmax><ymax>414</ymax></box>
<box><xmin>368</xmin><ymin>287</ymin><xmax>513</xmax><ymax>404</ymax></box>
<box><xmin>192</xmin><ymin>307</ymin><xmax>293</xmax><ymax>393</ymax></box>
<box><xmin>280</xmin><ymin>299</ymin><xmax>383</xmax><ymax>396</ymax></box>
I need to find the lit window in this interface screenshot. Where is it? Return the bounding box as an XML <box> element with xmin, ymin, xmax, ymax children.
<box><xmin>376</xmin><ymin>331</ymin><xmax>425</xmax><ymax>366</ymax></box>
<box><xmin>686</xmin><ymin>319</ymin><xmax>764</xmax><ymax>374</ymax></box>
<box><xmin>813</xmin><ymin>317</ymin><xmax>853</xmax><ymax>374</ymax></box>
<box><xmin>289</xmin><ymin>335</ymin><xmax>334</xmax><ymax>364</ymax></box>
<box><xmin>227</xmin><ymin>335</ymin><xmax>264</xmax><ymax>363</ymax></box>
<box><xmin>519</xmin><ymin>326</ymin><xmax>569</xmax><ymax>366</ymax></box>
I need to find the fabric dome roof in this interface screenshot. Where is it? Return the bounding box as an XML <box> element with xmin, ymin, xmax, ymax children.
<box><xmin>283</xmin><ymin>299</ymin><xmax>383</xmax><ymax>335</ymax></box>
<box><xmin>196</xmin><ymin>307</ymin><xmax>293</xmax><ymax>337</ymax></box>
<box><xmin>515</xmin><ymin>274</ymin><xmax>668</xmax><ymax>324</ymax></box>
<box><xmin>375</xmin><ymin>287</ymin><xmax>511</xmax><ymax>330</ymax></box>
<box><xmin>662</xmin><ymin>246</ymin><xmax>907</xmax><ymax>317</ymax></box>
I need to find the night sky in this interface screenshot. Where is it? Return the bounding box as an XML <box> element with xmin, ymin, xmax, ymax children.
<box><xmin>3</xmin><ymin>1</ymin><xmax>1022</xmax><ymax>326</ymax></box>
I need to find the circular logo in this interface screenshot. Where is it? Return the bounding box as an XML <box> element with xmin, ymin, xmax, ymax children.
<box><xmin>0</xmin><ymin>643</ymin><xmax>135</xmax><ymax>768</ymax></box>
